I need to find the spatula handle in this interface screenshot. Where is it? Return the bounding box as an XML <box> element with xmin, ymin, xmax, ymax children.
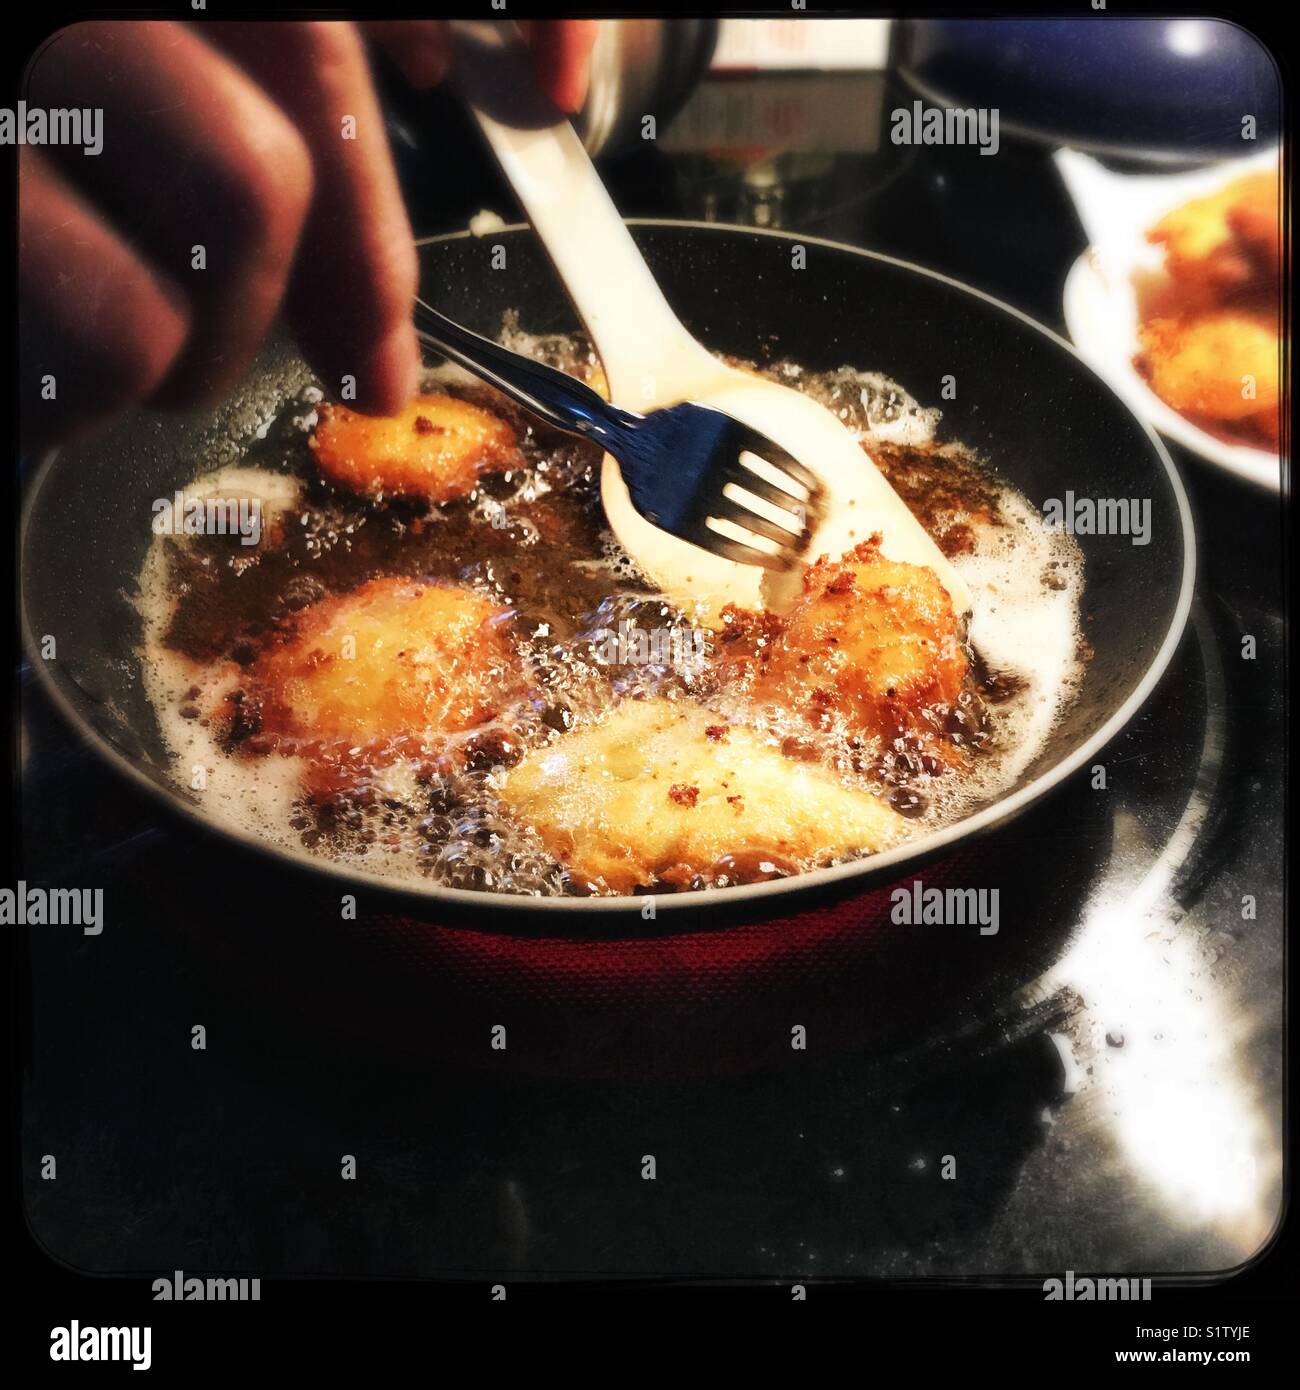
<box><xmin>450</xmin><ymin>20</ymin><xmax>720</xmax><ymax>407</ymax></box>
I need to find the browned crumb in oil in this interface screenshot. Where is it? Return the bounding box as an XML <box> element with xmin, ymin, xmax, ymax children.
<box><xmin>870</xmin><ymin>441</ymin><xmax>1004</xmax><ymax>556</ymax></box>
<box><xmin>969</xmin><ymin>649</ymin><xmax>1030</xmax><ymax>704</ymax></box>
<box><xmin>709</xmin><ymin>850</ymin><xmax>796</xmax><ymax>886</ymax></box>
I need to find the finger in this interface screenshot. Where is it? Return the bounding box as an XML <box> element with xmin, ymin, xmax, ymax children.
<box><xmin>207</xmin><ymin>21</ymin><xmax>420</xmax><ymax>416</ymax></box>
<box><xmin>519</xmin><ymin>20</ymin><xmax>599</xmax><ymax>113</ymax></box>
<box><xmin>19</xmin><ymin>149</ymin><xmax>190</xmax><ymax>451</ymax></box>
<box><xmin>361</xmin><ymin>20</ymin><xmax>450</xmax><ymax>89</ymax></box>
<box><xmin>26</xmin><ymin>21</ymin><xmax>315</xmax><ymax>409</ymax></box>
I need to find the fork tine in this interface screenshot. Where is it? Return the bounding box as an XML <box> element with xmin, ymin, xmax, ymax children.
<box><xmin>700</xmin><ymin>533</ymin><xmax>795</xmax><ymax>572</ymax></box>
<box><xmin>768</xmin><ymin>453</ymin><xmax>822</xmax><ymax>498</ymax></box>
<box><xmin>724</xmin><ymin>472</ymin><xmax>809</xmax><ymax>522</ymax></box>
<box><xmin>724</xmin><ymin>460</ymin><xmax>808</xmax><ymax>514</ymax></box>
<box><xmin>692</xmin><ymin>517</ymin><xmax>795</xmax><ymax>569</ymax></box>
<box><xmin>735</xmin><ymin>432</ymin><xmax>822</xmax><ymax>497</ymax></box>
<box><xmin>713</xmin><ymin>496</ymin><xmax>804</xmax><ymax>546</ymax></box>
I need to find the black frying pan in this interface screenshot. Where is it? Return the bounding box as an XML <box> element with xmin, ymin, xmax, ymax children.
<box><xmin>20</xmin><ymin>222</ymin><xmax>1195</xmax><ymax>922</ymax></box>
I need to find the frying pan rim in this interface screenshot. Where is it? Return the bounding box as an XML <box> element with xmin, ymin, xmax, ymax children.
<box><xmin>19</xmin><ymin>219</ymin><xmax>1197</xmax><ymax>918</ymax></box>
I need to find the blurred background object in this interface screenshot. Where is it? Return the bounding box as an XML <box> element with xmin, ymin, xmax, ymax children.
<box><xmin>896</xmin><ymin>18</ymin><xmax>1281</xmax><ymax>164</ymax></box>
<box><xmin>381</xmin><ymin>16</ymin><xmax>1279</xmax><ymax>317</ymax></box>
<box><xmin>574</xmin><ymin>17</ymin><xmax>718</xmax><ymax>157</ymax></box>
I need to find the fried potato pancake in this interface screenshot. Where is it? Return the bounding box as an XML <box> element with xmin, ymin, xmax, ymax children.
<box><xmin>1226</xmin><ymin>192</ymin><xmax>1281</xmax><ymax>272</ymax></box>
<box><xmin>251</xmin><ymin>577</ymin><xmax>516</xmax><ymax>743</ymax></box>
<box><xmin>1147</xmin><ymin>171</ymin><xmax>1277</xmax><ymax>290</ymax></box>
<box><xmin>498</xmin><ymin>698</ymin><xmax>906</xmax><ymax>892</ymax></box>
<box><xmin>310</xmin><ymin>393</ymin><xmax>520</xmax><ymax>500</ymax></box>
<box><xmin>1137</xmin><ymin>310</ymin><xmax>1279</xmax><ymax>426</ymax></box>
<box><xmin>746</xmin><ymin>539</ymin><xmax>967</xmax><ymax>752</ymax></box>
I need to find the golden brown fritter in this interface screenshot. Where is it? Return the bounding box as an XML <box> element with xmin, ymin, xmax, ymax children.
<box><xmin>249</xmin><ymin>577</ymin><xmax>517</xmax><ymax>745</ymax></box>
<box><xmin>737</xmin><ymin>538</ymin><xmax>967</xmax><ymax>757</ymax></box>
<box><xmin>1226</xmin><ymin>194</ymin><xmax>1281</xmax><ymax>274</ymax></box>
<box><xmin>1137</xmin><ymin>167</ymin><xmax>1281</xmax><ymax>448</ymax></box>
<box><xmin>1137</xmin><ymin>310</ymin><xmax>1279</xmax><ymax>430</ymax></box>
<box><xmin>498</xmin><ymin>698</ymin><xmax>906</xmax><ymax>893</ymax></box>
<box><xmin>309</xmin><ymin>393</ymin><xmax>520</xmax><ymax>500</ymax></box>
<box><xmin>1147</xmin><ymin>171</ymin><xmax>1278</xmax><ymax>291</ymax></box>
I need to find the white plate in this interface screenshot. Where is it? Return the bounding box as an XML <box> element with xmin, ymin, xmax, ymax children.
<box><xmin>1056</xmin><ymin>148</ymin><xmax>1281</xmax><ymax>492</ymax></box>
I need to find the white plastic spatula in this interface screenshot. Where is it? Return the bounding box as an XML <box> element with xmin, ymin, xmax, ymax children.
<box><xmin>451</xmin><ymin>21</ymin><xmax>972</xmax><ymax>620</ymax></box>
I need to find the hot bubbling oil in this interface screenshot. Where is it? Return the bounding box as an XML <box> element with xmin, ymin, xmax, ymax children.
<box><xmin>135</xmin><ymin>335</ymin><xmax>1086</xmax><ymax>896</ymax></box>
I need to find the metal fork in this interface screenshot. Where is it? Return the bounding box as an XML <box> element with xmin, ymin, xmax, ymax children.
<box><xmin>414</xmin><ymin>298</ymin><xmax>823</xmax><ymax>570</ymax></box>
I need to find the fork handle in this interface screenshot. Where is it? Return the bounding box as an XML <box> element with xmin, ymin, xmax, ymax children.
<box><xmin>413</xmin><ymin>299</ymin><xmax>640</xmax><ymax>451</ymax></box>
